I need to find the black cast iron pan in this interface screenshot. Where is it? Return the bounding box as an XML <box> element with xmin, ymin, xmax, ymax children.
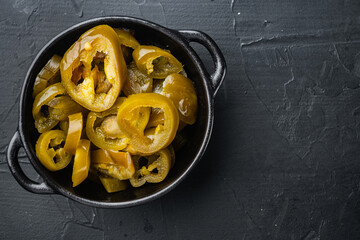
<box><xmin>7</xmin><ymin>16</ymin><xmax>226</xmax><ymax>208</ymax></box>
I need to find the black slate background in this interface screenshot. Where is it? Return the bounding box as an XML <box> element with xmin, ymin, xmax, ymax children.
<box><xmin>1</xmin><ymin>0</ymin><xmax>360</xmax><ymax>239</ymax></box>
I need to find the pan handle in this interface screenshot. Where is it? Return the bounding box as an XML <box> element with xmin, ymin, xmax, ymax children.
<box><xmin>178</xmin><ymin>30</ymin><xmax>226</xmax><ymax>96</ymax></box>
<box><xmin>6</xmin><ymin>131</ymin><xmax>55</xmax><ymax>194</ymax></box>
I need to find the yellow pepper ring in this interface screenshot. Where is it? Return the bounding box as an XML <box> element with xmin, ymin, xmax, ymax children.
<box><xmin>132</xmin><ymin>45</ymin><xmax>183</xmax><ymax>79</ymax></box>
<box><xmin>60</xmin><ymin>25</ymin><xmax>127</xmax><ymax>112</ymax></box>
<box><xmin>85</xmin><ymin>98</ymin><xmax>129</xmax><ymax>151</ymax></box>
<box><xmin>117</xmin><ymin>93</ymin><xmax>179</xmax><ymax>155</ymax></box>
<box><xmin>129</xmin><ymin>148</ymin><xmax>172</xmax><ymax>187</ymax></box>
<box><xmin>35</xmin><ymin>130</ymin><xmax>72</xmax><ymax>171</ymax></box>
<box><xmin>32</xmin><ymin>83</ymin><xmax>67</xmax><ymax>133</ymax></box>
<box><xmin>64</xmin><ymin>112</ymin><xmax>83</xmax><ymax>155</ymax></box>
<box><xmin>146</xmin><ymin>108</ymin><xmax>164</xmax><ymax>128</ymax></box>
<box><xmin>161</xmin><ymin>73</ymin><xmax>198</xmax><ymax>125</ymax></box>
<box><xmin>72</xmin><ymin>139</ymin><xmax>91</xmax><ymax>187</ymax></box>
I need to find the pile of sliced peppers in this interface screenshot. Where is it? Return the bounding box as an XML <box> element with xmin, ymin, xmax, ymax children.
<box><xmin>33</xmin><ymin>25</ymin><xmax>197</xmax><ymax>193</ymax></box>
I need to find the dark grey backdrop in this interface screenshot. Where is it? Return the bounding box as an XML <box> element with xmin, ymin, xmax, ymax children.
<box><xmin>1</xmin><ymin>0</ymin><xmax>360</xmax><ymax>239</ymax></box>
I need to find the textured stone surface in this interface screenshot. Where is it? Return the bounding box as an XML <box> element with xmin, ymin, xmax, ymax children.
<box><xmin>1</xmin><ymin>0</ymin><xmax>360</xmax><ymax>239</ymax></box>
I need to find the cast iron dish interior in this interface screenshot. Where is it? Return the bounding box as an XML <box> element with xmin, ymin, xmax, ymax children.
<box><xmin>8</xmin><ymin>16</ymin><xmax>226</xmax><ymax>208</ymax></box>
